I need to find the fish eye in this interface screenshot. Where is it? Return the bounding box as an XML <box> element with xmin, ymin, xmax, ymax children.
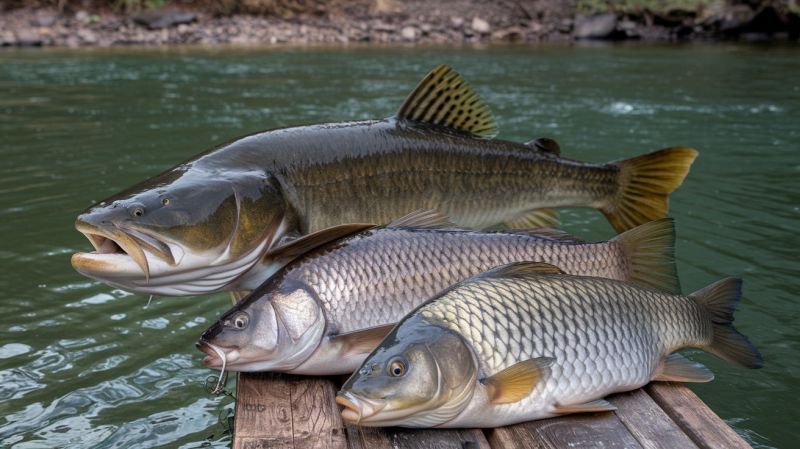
<box><xmin>161</xmin><ymin>197</ymin><xmax>171</xmax><ymax>206</ymax></box>
<box><xmin>131</xmin><ymin>207</ymin><xmax>144</xmax><ymax>217</ymax></box>
<box><xmin>232</xmin><ymin>313</ymin><xmax>249</xmax><ymax>330</ymax></box>
<box><xmin>387</xmin><ymin>356</ymin><xmax>407</xmax><ymax>377</ymax></box>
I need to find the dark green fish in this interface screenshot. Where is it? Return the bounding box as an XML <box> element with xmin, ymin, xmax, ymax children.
<box><xmin>71</xmin><ymin>65</ymin><xmax>697</xmax><ymax>296</ymax></box>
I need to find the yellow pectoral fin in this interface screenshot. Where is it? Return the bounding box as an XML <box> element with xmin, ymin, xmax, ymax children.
<box><xmin>553</xmin><ymin>399</ymin><xmax>616</xmax><ymax>415</ymax></box>
<box><xmin>484</xmin><ymin>357</ymin><xmax>554</xmax><ymax>405</ymax></box>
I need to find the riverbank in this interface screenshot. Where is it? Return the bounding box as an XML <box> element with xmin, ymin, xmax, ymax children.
<box><xmin>2</xmin><ymin>1</ymin><xmax>799</xmax><ymax>48</ymax></box>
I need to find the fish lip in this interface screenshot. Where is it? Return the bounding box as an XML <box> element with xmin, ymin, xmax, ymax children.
<box><xmin>197</xmin><ymin>339</ymin><xmax>240</xmax><ymax>368</ymax></box>
<box><xmin>73</xmin><ymin>219</ymin><xmax>174</xmax><ymax>280</ymax></box>
<box><xmin>336</xmin><ymin>392</ymin><xmax>386</xmax><ymax>424</ymax></box>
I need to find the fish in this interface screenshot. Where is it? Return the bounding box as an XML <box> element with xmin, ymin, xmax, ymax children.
<box><xmin>71</xmin><ymin>64</ymin><xmax>697</xmax><ymax>296</ymax></box>
<box><xmin>196</xmin><ymin>210</ymin><xmax>680</xmax><ymax>375</ymax></box>
<box><xmin>336</xmin><ymin>262</ymin><xmax>762</xmax><ymax>428</ymax></box>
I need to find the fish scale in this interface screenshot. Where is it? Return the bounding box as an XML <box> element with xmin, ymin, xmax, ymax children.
<box><xmin>286</xmin><ymin>227</ymin><xmax>635</xmax><ymax>335</ymax></box>
<box><xmin>418</xmin><ymin>274</ymin><xmax>711</xmax><ymax>426</ymax></box>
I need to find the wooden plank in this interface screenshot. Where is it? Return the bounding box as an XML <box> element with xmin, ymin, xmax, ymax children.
<box><xmin>345</xmin><ymin>425</ymin><xmax>490</xmax><ymax>449</ymax></box>
<box><xmin>486</xmin><ymin>408</ymin><xmax>644</xmax><ymax>449</ymax></box>
<box><xmin>232</xmin><ymin>373</ymin><xmax>347</xmax><ymax>449</ymax></box>
<box><xmin>645</xmin><ymin>382</ymin><xmax>751</xmax><ymax>449</ymax></box>
<box><xmin>233</xmin><ymin>373</ymin><xmax>294</xmax><ymax>449</ymax></box>
<box><xmin>609</xmin><ymin>388</ymin><xmax>699</xmax><ymax>449</ymax></box>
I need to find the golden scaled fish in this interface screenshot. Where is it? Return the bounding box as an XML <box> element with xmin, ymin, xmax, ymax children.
<box><xmin>71</xmin><ymin>65</ymin><xmax>697</xmax><ymax>296</ymax></box>
<box><xmin>336</xmin><ymin>262</ymin><xmax>762</xmax><ymax>428</ymax></box>
<box><xmin>197</xmin><ymin>211</ymin><xmax>679</xmax><ymax>375</ymax></box>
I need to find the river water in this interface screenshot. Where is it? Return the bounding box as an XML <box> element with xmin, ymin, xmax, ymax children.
<box><xmin>0</xmin><ymin>43</ymin><xmax>797</xmax><ymax>448</ymax></box>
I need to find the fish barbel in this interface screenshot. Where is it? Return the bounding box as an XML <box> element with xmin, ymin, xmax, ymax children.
<box><xmin>71</xmin><ymin>65</ymin><xmax>696</xmax><ymax>296</ymax></box>
<box><xmin>197</xmin><ymin>211</ymin><xmax>679</xmax><ymax>375</ymax></box>
<box><xmin>337</xmin><ymin>262</ymin><xmax>762</xmax><ymax>428</ymax></box>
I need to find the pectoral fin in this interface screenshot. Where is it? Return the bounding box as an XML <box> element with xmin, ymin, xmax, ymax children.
<box><xmin>483</xmin><ymin>357</ymin><xmax>554</xmax><ymax>404</ymax></box>
<box><xmin>506</xmin><ymin>208</ymin><xmax>560</xmax><ymax>229</ymax></box>
<box><xmin>330</xmin><ymin>324</ymin><xmax>396</xmax><ymax>358</ymax></box>
<box><xmin>653</xmin><ymin>353</ymin><xmax>714</xmax><ymax>382</ymax></box>
<box><xmin>553</xmin><ymin>399</ymin><xmax>616</xmax><ymax>414</ymax></box>
<box><xmin>266</xmin><ymin>223</ymin><xmax>375</xmax><ymax>262</ymax></box>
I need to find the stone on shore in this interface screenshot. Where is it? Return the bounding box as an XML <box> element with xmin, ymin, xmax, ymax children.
<box><xmin>574</xmin><ymin>13</ymin><xmax>618</xmax><ymax>39</ymax></box>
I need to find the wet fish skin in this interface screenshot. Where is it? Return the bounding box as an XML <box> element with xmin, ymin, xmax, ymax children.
<box><xmin>338</xmin><ymin>263</ymin><xmax>762</xmax><ymax>428</ymax></box>
<box><xmin>198</xmin><ymin>216</ymin><xmax>678</xmax><ymax>375</ymax></box>
<box><xmin>71</xmin><ymin>64</ymin><xmax>697</xmax><ymax>296</ymax></box>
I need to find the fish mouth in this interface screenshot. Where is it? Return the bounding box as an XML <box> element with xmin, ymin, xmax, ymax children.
<box><xmin>72</xmin><ymin>220</ymin><xmax>175</xmax><ymax>281</ymax></box>
<box><xmin>336</xmin><ymin>392</ymin><xmax>386</xmax><ymax>424</ymax></box>
<box><xmin>197</xmin><ymin>339</ymin><xmax>241</xmax><ymax>368</ymax></box>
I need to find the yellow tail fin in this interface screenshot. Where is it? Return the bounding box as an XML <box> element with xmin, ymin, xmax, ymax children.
<box><xmin>602</xmin><ymin>147</ymin><xmax>698</xmax><ymax>232</ymax></box>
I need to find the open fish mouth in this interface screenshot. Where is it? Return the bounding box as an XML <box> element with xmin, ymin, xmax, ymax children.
<box><xmin>336</xmin><ymin>392</ymin><xmax>386</xmax><ymax>423</ymax></box>
<box><xmin>197</xmin><ymin>339</ymin><xmax>241</xmax><ymax>368</ymax></box>
<box><xmin>71</xmin><ymin>220</ymin><xmax>177</xmax><ymax>282</ymax></box>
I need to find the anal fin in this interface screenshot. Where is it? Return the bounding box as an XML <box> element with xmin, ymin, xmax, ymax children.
<box><xmin>653</xmin><ymin>353</ymin><xmax>714</xmax><ymax>383</ymax></box>
<box><xmin>553</xmin><ymin>399</ymin><xmax>616</xmax><ymax>414</ymax></box>
<box><xmin>506</xmin><ymin>208</ymin><xmax>560</xmax><ymax>229</ymax></box>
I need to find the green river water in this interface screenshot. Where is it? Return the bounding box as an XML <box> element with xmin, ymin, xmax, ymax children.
<box><xmin>0</xmin><ymin>44</ymin><xmax>797</xmax><ymax>448</ymax></box>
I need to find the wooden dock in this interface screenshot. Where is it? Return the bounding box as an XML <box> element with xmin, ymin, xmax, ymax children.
<box><xmin>230</xmin><ymin>373</ymin><xmax>752</xmax><ymax>449</ymax></box>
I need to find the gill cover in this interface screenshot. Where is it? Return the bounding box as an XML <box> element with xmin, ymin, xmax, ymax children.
<box><xmin>338</xmin><ymin>318</ymin><xmax>478</xmax><ymax>427</ymax></box>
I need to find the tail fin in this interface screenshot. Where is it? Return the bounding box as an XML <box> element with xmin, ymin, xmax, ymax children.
<box><xmin>611</xmin><ymin>218</ymin><xmax>680</xmax><ymax>294</ymax></box>
<box><xmin>691</xmin><ymin>278</ymin><xmax>763</xmax><ymax>369</ymax></box>
<box><xmin>602</xmin><ymin>147</ymin><xmax>698</xmax><ymax>232</ymax></box>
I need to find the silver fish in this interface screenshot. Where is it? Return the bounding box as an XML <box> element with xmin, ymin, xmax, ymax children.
<box><xmin>197</xmin><ymin>211</ymin><xmax>679</xmax><ymax>375</ymax></box>
<box><xmin>336</xmin><ymin>262</ymin><xmax>762</xmax><ymax>428</ymax></box>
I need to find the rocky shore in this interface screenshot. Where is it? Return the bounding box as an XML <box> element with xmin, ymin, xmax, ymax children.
<box><xmin>2</xmin><ymin>1</ymin><xmax>799</xmax><ymax>48</ymax></box>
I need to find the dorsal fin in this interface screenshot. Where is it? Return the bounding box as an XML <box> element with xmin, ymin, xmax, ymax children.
<box><xmin>510</xmin><ymin>228</ymin><xmax>585</xmax><ymax>243</ymax></box>
<box><xmin>265</xmin><ymin>223</ymin><xmax>375</xmax><ymax>262</ymax></box>
<box><xmin>525</xmin><ymin>137</ymin><xmax>561</xmax><ymax>155</ymax></box>
<box><xmin>479</xmin><ymin>262</ymin><xmax>565</xmax><ymax>280</ymax></box>
<box><xmin>397</xmin><ymin>65</ymin><xmax>498</xmax><ymax>138</ymax></box>
<box><xmin>387</xmin><ymin>209</ymin><xmax>457</xmax><ymax>229</ymax></box>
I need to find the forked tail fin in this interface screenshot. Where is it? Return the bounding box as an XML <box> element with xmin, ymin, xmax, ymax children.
<box><xmin>611</xmin><ymin>218</ymin><xmax>680</xmax><ymax>294</ymax></box>
<box><xmin>691</xmin><ymin>278</ymin><xmax>763</xmax><ymax>369</ymax></box>
<box><xmin>602</xmin><ymin>147</ymin><xmax>698</xmax><ymax>232</ymax></box>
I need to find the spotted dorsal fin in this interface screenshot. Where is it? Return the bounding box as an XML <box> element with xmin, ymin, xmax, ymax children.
<box><xmin>397</xmin><ymin>65</ymin><xmax>498</xmax><ymax>138</ymax></box>
<box><xmin>387</xmin><ymin>209</ymin><xmax>458</xmax><ymax>229</ymax></box>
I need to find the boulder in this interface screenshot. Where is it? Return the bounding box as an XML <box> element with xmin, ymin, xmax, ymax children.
<box><xmin>574</xmin><ymin>13</ymin><xmax>617</xmax><ymax>39</ymax></box>
<box><xmin>133</xmin><ymin>10</ymin><xmax>197</xmax><ymax>30</ymax></box>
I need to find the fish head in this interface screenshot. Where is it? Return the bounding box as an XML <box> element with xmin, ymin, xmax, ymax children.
<box><xmin>337</xmin><ymin>318</ymin><xmax>478</xmax><ymax>427</ymax></box>
<box><xmin>197</xmin><ymin>278</ymin><xmax>326</xmax><ymax>372</ymax></box>
<box><xmin>71</xmin><ymin>168</ymin><xmax>290</xmax><ymax>295</ymax></box>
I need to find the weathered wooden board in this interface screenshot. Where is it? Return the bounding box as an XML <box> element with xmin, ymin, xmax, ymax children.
<box><xmin>345</xmin><ymin>425</ymin><xmax>490</xmax><ymax>449</ymax></box>
<box><xmin>646</xmin><ymin>382</ymin><xmax>751</xmax><ymax>449</ymax></box>
<box><xmin>487</xmin><ymin>407</ymin><xmax>643</xmax><ymax>449</ymax></box>
<box><xmin>609</xmin><ymin>388</ymin><xmax>699</xmax><ymax>449</ymax></box>
<box><xmin>232</xmin><ymin>373</ymin><xmax>346</xmax><ymax>449</ymax></box>
<box><xmin>233</xmin><ymin>373</ymin><xmax>753</xmax><ymax>449</ymax></box>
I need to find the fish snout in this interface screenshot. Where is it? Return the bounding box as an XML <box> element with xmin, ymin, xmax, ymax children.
<box><xmin>197</xmin><ymin>339</ymin><xmax>240</xmax><ymax>367</ymax></box>
<box><xmin>336</xmin><ymin>392</ymin><xmax>386</xmax><ymax>423</ymax></box>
